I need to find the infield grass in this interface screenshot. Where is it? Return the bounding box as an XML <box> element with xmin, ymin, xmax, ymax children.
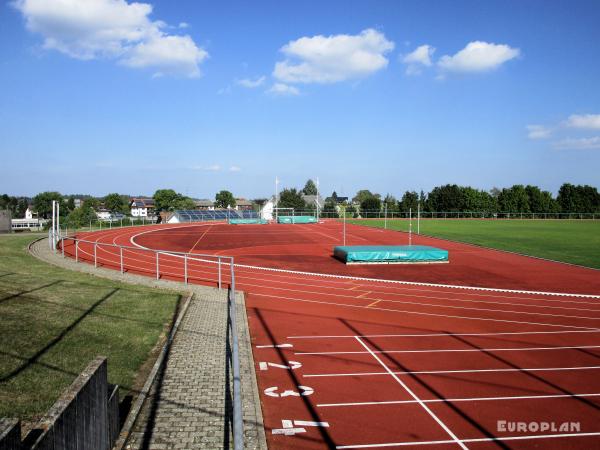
<box><xmin>0</xmin><ymin>234</ymin><xmax>181</xmax><ymax>430</ymax></box>
<box><xmin>346</xmin><ymin>219</ymin><xmax>600</xmax><ymax>269</ymax></box>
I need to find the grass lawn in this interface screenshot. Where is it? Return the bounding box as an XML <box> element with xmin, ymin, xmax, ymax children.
<box><xmin>0</xmin><ymin>234</ymin><xmax>181</xmax><ymax>429</ymax></box>
<box><xmin>346</xmin><ymin>219</ymin><xmax>600</xmax><ymax>269</ymax></box>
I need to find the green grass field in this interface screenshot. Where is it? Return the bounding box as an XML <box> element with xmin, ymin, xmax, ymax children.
<box><xmin>0</xmin><ymin>234</ymin><xmax>181</xmax><ymax>429</ymax></box>
<box><xmin>346</xmin><ymin>219</ymin><xmax>600</xmax><ymax>269</ymax></box>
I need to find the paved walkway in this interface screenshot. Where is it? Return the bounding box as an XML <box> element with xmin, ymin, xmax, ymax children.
<box><xmin>29</xmin><ymin>238</ymin><xmax>266</xmax><ymax>449</ymax></box>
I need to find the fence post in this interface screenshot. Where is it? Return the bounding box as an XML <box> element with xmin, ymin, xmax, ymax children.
<box><xmin>120</xmin><ymin>247</ymin><xmax>124</xmax><ymax>274</ymax></box>
<box><xmin>229</xmin><ymin>256</ymin><xmax>243</xmax><ymax>450</ymax></box>
<box><xmin>156</xmin><ymin>252</ymin><xmax>159</xmax><ymax>280</ymax></box>
<box><xmin>218</xmin><ymin>258</ymin><xmax>222</xmax><ymax>290</ymax></box>
<box><xmin>75</xmin><ymin>240</ymin><xmax>78</xmax><ymax>262</ymax></box>
<box><xmin>94</xmin><ymin>243</ymin><xmax>97</xmax><ymax>268</ymax></box>
<box><xmin>184</xmin><ymin>254</ymin><xmax>188</xmax><ymax>284</ymax></box>
<box><xmin>61</xmin><ymin>238</ymin><xmax>65</xmax><ymax>258</ymax></box>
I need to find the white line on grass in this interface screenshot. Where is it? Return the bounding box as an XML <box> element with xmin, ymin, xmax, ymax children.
<box><xmin>354</xmin><ymin>336</ymin><xmax>469</xmax><ymax>450</ymax></box>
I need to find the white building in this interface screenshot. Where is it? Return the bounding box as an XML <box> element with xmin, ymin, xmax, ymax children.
<box><xmin>96</xmin><ymin>209</ymin><xmax>112</xmax><ymax>220</ymax></box>
<box><xmin>130</xmin><ymin>198</ymin><xmax>155</xmax><ymax>217</ymax></box>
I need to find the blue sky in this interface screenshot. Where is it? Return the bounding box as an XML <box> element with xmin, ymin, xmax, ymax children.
<box><xmin>1</xmin><ymin>0</ymin><xmax>599</xmax><ymax>199</ymax></box>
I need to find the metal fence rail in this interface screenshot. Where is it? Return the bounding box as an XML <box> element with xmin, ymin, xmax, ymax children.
<box><xmin>55</xmin><ymin>234</ymin><xmax>245</xmax><ymax>450</ymax></box>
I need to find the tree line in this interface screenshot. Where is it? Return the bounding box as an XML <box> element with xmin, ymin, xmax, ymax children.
<box><xmin>343</xmin><ymin>183</ymin><xmax>598</xmax><ymax>214</ymax></box>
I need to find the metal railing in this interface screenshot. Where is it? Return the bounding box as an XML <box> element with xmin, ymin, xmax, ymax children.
<box><xmin>56</xmin><ymin>234</ymin><xmax>244</xmax><ymax>450</ymax></box>
<box><xmin>317</xmin><ymin>210</ymin><xmax>599</xmax><ymax>220</ymax></box>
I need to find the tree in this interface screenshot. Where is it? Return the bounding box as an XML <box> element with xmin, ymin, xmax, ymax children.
<box><xmin>360</xmin><ymin>196</ymin><xmax>381</xmax><ymax>211</ymax></box>
<box><xmin>32</xmin><ymin>191</ymin><xmax>64</xmax><ymax>219</ymax></box>
<box><xmin>278</xmin><ymin>188</ymin><xmax>307</xmax><ymax>210</ymax></box>
<box><xmin>399</xmin><ymin>191</ymin><xmax>419</xmax><ymax>212</ymax></box>
<box><xmin>353</xmin><ymin>190</ymin><xmax>376</xmax><ymax>205</ymax></box>
<box><xmin>67</xmin><ymin>197</ymin><xmax>76</xmax><ymax>211</ymax></box>
<box><xmin>302</xmin><ymin>179</ymin><xmax>318</xmax><ymax>196</ymax></box>
<box><xmin>322</xmin><ymin>200</ymin><xmax>339</xmax><ymax>218</ymax></box>
<box><xmin>104</xmin><ymin>193</ymin><xmax>126</xmax><ymax>213</ymax></box>
<box><xmin>66</xmin><ymin>204</ymin><xmax>97</xmax><ymax>228</ymax></box>
<box><xmin>383</xmin><ymin>194</ymin><xmax>398</xmax><ymax>212</ymax></box>
<box><xmin>498</xmin><ymin>185</ymin><xmax>530</xmax><ymax>212</ymax></box>
<box><xmin>153</xmin><ymin>189</ymin><xmax>194</xmax><ymax>212</ymax></box>
<box><xmin>215</xmin><ymin>190</ymin><xmax>236</xmax><ymax>208</ymax></box>
<box><xmin>82</xmin><ymin>197</ymin><xmax>100</xmax><ymax>211</ymax></box>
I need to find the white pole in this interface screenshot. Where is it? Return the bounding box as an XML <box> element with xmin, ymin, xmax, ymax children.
<box><xmin>120</xmin><ymin>247</ymin><xmax>124</xmax><ymax>274</ymax></box>
<box><xmin>417</xmin><ymin>201</ymin><xmax>420</xmax><ymax>235</ymax></box>
<box><xmin>384</xmin><ymin>203</ymin><xmax>387</xmax><ymax>229</ymax></box>
<box><xmin>218</xmin><ymin>258</ymin><xmax>222</xmax><ymax>290</ymax></box>
<box><xmin>75</xmin><ymin>240</ymin><xmax>78</xmax><ymax>262</ymax></box>
<box><xmin>156</xmin><ymin>252</ymin><xmax>159</xmax><ymax>280</ymax></box>
<box><xmin>275</xmin><ymin>176</ymin><xmax>279</xmax><ymax>221</ymax></box>
<box><xmin>51</xmin><ymin>200</ymin><xmax>56</xmax><ymax>251</ymax></box>
<box><xmin>57</xmin><ymin>201</ymin><xmax>60</xmax><ymax>249</ymax></box>
<box><xmin>409</xmin><ymin>207</ymin><xmax>412</xmax><ymax>246</ymax></box>
<box><xmin>316</xmin><ymin>177</ymin><xmax>320</xmax><ymax>222</ymax></box>
<box><xmin>184</xmin><ymin>254</ymin><xmax>188</xmax><ymax>284</ymax></box>
<box><xmin>343</xmin><ymin>208</ymin><xmax>346</xmax><ymax>246</ymax></box>
<box><xmin>94</xmin><ymin>243</ymin><xmax>97</xmax><ymax>267</ymax></box>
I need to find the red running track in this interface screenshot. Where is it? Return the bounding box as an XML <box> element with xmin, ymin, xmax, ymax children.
<box><xmin>60</xmin><ymin>222</ymin><xmax>600</xmax><ymax>449</ymax></box>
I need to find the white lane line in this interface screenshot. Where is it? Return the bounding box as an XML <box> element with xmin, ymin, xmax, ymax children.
<box><xmin>354</xmin><ymin>336</ymin><xmax>468</xmax><ymax>450</ymax></box>
<box><xmin>250</xmin><ymin>292</ymin><xmax>599</xmax><ymax>330</ymax></box>
<box><xmin>83</xmin><ymin>224</ymin><xmax>600</xmax><ymax>301</ymax></box>
<box><xmin>319</xmin><ymin>392</ymin><xmax>600</xmax><ymax>408</ymax></box>
<box><xmin>296</xmin><ymin>345</ymin><xmax>600</xmax><ymax>356</ymax></box>
<box><xmin>237</xmin><ymin>282</ymin><xmax>600</xmax><ymax>316</ymax></box>
<box><xmin>336</xmin><ymin>432</ymin><xmax>600</xmax><ymax>449</ymax></box>
<box><xmin>234</xmin><ymin>261</ymin><xmax>600</xmax><ymax>299</ymax></box>
<box><xmin>304</xmin><ymin>365</ymin><xmax>600</xmax><ymax>378</ymax></box>
<box><xmin>289</xmin><ymin>330</ymin><xmax>600</xmax><ymax>339</ymax></box>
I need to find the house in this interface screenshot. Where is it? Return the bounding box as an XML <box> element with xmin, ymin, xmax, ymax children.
<box><xmin>325</xmin><ymin>196</ymin><xmax>349</xmax><ymax>204</ymax></box>
<box><xmin>195</xmin><ymin>199</ymin><xmax>214</xmax><ymax>210</ymax></box>
<box><xmin>235</xmin><ymin>198</ymin><xmax>254</xmax><ymax>211</ymax></box>
<box><xmin>130</xmin><ymin>197</ymin><xmax>155</xmax><ymax>217</ymax></box>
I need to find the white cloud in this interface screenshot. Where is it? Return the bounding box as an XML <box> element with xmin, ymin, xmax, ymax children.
<box><xmin>229</xmin><ymin>166</ymin><xmax>241</xmax><ymax>172</ymax></box>
<box><xmin>565</xmin><ymin>114</ymin><xmax>600</xmax><ymax>130</ymax></box>
<box><xmin>236</xmin><ymin>76</ymin><xmax>266</xmax><ymax>88</ymax></box>
<box><xmin>526</xmin><ymin>125</ymin><xmax>552</xmax><ymax>140</ymax></box>
<box><xmin>178</xmin><ymin>22</ymin><xmax>189</xmax><ymax>29</ymax></box>
<box><xmin>438</xmin><ymin>41</ymin><xmax>520</xmax><ymax>73</ymax></box>
<box><xmin>13</xmin><ymin>0</ymin><xmax>207</xmax><ymax>78</ymax></box>
<box><xmin>553</xmin><ymin>137</ymin><xmax>600</xmax><ymax>150</ymax></box>
<box><xmin>273</xmin><ymin>28</ymin><xmax>394</xmax><ymax>84</ymax></box>
<box><xmin>267</xmin><ymin>83</ymin><xmax>300</xmax><ymax>96</ymax></box>
<box><xmin>402</xmin><ymin>44</ymin><xmax>435</xmax><ymax>75</ymax></box>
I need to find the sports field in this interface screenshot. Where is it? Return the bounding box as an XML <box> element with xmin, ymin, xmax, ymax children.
<box><xmin>56</xmin><ymin>221</ymin><xmax>600</xmax><ymax>449</ymax></box>
<box><xmin>0</xmin><ymin>235</ymin><xmax>181</xmax><ymax>430</ymax></box>
<box><xmin>347</xmin><ymin>219</ymin><xmax>600</xmax><ymax>269</ymax></box>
